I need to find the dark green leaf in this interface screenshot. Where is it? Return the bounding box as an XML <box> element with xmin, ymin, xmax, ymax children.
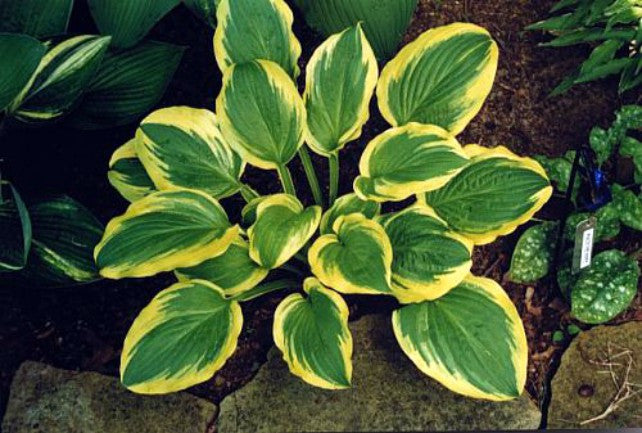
<box><xmin>0</xmin><ymin>33</ymin><xmax>45</xmax><ymax>111</ymax></box>
<box><xmin>0</xmin><ymin>183</ymin><xmax>31</xmax><ymax>272</ymax></box>
<box><xmin>0</xmin><ymin>0</ymin><xmax>73</xmax><ymax>37</ymax></box>
<box><xmin>508</xmin><ymin>222</ymin><xmax>557</xmax><ymax>284</ymax></box>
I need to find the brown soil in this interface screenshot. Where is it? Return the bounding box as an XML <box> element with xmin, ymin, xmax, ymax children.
<box><xmin>0</xmin><ymin>0</ymin><xmax>640</xmax><ymax>427</ymax></box>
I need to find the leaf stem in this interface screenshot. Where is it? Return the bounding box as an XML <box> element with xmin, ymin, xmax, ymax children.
<box><xmin>298</xmin><ymin>147</ymin><xmax>323</xmax><ymax>206</ymax></box>
<box><xmin>239</xmin><ymin>184</ymin><xmax>259</xmax><ymax>203</ymax></box>
<box><xmin>329</xmin><ymin>153</ymin><xmax>340</xmax><ymax>207</ymax></box>
<box><xmin>232</xmin><ymin>279</ymin><xmax>299</xmax><ymax>302</ymax></box>
<box><xmin>281</xmin><ymin>263</ymin><xmax>306</xmax><ymax>277</ymax></box>
<box><xmin>277</xmin><ymin>164</ymin><xmax>297</xmax><ymax>196</ymax></box>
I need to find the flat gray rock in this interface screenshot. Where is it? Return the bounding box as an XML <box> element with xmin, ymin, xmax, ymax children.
<box><xmin>548</xmin><ymin>321</ymin><xmax>642</xmax><ymax>429</ymax></box>
<box><xmin>2</xmin><ymin>361</ymin><xmax>217</xmax><ymax>433</ymax></box>
<box><xmin>218</xmin><ymin>314</ymin><xmax>541</xmax><ymax>432</ymax></box>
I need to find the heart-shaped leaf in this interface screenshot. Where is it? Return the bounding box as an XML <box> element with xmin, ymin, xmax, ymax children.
<box><xmin>136</xmin><ymin>106</ymin><xmax>244</xmax><ymax>199</ymax></box>
<box><xmin>11</xmin><ymin>35</ymin><xmax>111</xmax><ymax>121</ymax></box>
<box><xmin>571</xmin><ymin>250</ymin><xmax>640</xmax><ymax>324</ymax></box>
<box><xmin>69</xmin><ymin>41</ymin><xmax>184</xmax><ymax>129</ymax></box>
<box><xmin>309</xmin><ymin>213</ymin><xmax>392</xmax><ymax>295</ymax></box>
<box><xmin>0</xmin><ymin>183</ymin><xmax>31</xmax><ymax>272</ymax></box>
<box><xmin>393</xmin><ymin>275</ymin><xmax>527</xmax><ymax>401</ymax></box>
<box><xmin>377</xmin><ymin>23</ymin><xmax>498</xmax><ymax>135</ymax></box>
<box><xmin>88</xmin><ymin>0</ymin><xmax>180</xmax><ymax>49</ymax></box>
<box><xmin>320</xmin><ymin>193</ymin><xmax>380</xmax><ymax>235</ymax></box>
<box><xmin>108</xmin><ymin>138</ymin><xmax>156</xmax><ymax>203</ymax></box>
<box><xmin>95</xmin><ymin>189</ymin><xmax>239</xmax><ymax>279</ymax></box>
<box><xmin>292</xmin><ymin>0</ymin><xmax>418</xmax><ymax>60</ymax></box>
<box><xmin>273</xmin><ymin>278</ymin><xmax>352</xmax><ymax>389</ymax></box>
<box><xmin>248</xmin><ymin>194</ymin><xmax>321</xmax><ymax>269</ymax></box>
<box><xmin>217</xmin><ymin>60</ymin><xmax>305</xmax><ymax>170</ymax></box>
<box><xmin>304</xmin><ymin>24</ymin><xmax>378</xmax><ymax>156</ymax></box>
<box><xmin>421</xmin><ymin>145</ymin><xmax>552</xmax><ymax>245</ymax></box>
<box><xmin>215</xmin><ymin>0</ymin><xmax>301</xmax><ymax>78</ymax></box>
<box><xmin>121</xmin><ymin>280</ymin><xmax>242</xmax><ymax>394</ymax></box>
<box><xmin>382</xmin><ymin>207</ymin><xmax>473</xmax><ymax>303</ymax></box>
<box><xmin>0</xmin><ymin>34</ymin><xmax>45</xmax><ymax>111</ymax></box>
<box><xmin>176</xmin><ymin>238</ymin><xmax>269</xmax><ymax>297</ymax></box>
<box><xmin>354</xmin><ymin>124</ymin><xmax>468</xmax><ymax>202</ymax></box>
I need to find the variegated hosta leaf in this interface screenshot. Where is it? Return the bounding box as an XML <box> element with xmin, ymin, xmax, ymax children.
<box><xmin>248</xmin><ymin>194</ymin><xmax>321</xmax><ymax>269</ymax></box>
<box><xmin>0</xmin><ymin>183</ymin><xmax>31</xmax><ymax>272</ymax></box>
<box><xmin>382</xmin><ymin>207</ymin><xmax>473</xmax><ymax>304</ymax></box>
<box><xmin>70</xmin><ymin>41</ymin><xmax>185</xmax><ymax>130</ymax></box>
<box><xmin>273</xmin><ymin>278</ymin><xmax>352</xmax><ymax>389</ymax></box>
<box><xmin>121</xmin><ymin>280</ymin><xmax>242</xmax><ymax>394</ymax></box>
<box><xmin>217</xmin><ymin>60</ymin><xmax>306</xmax><ymax>170</ymax></box>
<box><xmin>20</xmin><ymin>196</ymin><xmax>104</xmax><ymax>286</ymax></box>
<box><xmin>421</xmin><ymin>145</ymin><xmax>553</xmax><ymax>245</ymax></box>
<box><xmin>0</xmin><ymin>0</ymin><xmax>73</xmax><ymax>38</ymax></box>
<box><xmin>319</xmin><ymin>193</ymin><xmax>380</xmax><ymax>235</ymax></box>
<box><xmin>214</xmin><ymin>0</ymin><xmax>301</xmax><ymax>78</ymax></box>
<box><xmin>392</xmin><ymin>275</ymin><xmax>528</xmax><ymax>401</ymax></box>
<box><xmin>304</xmin><ymin>24</ymin><xmax>378</xmax><ymax>156</ymax></box>
<box><xmin>309</xmin><ymin>213</ymin><xmax>392</xmax><ymax>295</ymax></box>
<box><xmin>136</xmin><ymin>107</ymin><xmax>244</xmax><ymax>199</ymax></box>
<box><xmin>10</xmin><ymin>35</ymin><xmax>111</xmax><ymax>121</ymax></box>
<box><xmin>88</xmin><ymin>0</ymin><xmax>180</xmax><ymax>49</ymax></box>
<box><xmin>176</xmin><ymin>238</ymin><xmax>269</xmax><ymax>297</ymax></box>
<box><xmin>354</xmin><ymin>124</ymin><xmax>468</xmax><ymax>202</ymax></box>
<box><xmin>291</xmin><ymin>0</ymin><xmax>418</xmax><ymax>60</ymax></box>
<box><xmin>508</xmin><ymin>222</ymin><xmax>557</xmax><ymax>284</ymax></box>
<box><xmin>0</xmin><ymin>34</ymin><xmax>45</xmax><ymax>111</ymax></box>
<box><xmin>241</xmin><ymin>196</ymin><xmax>267</xmax><ymax>227</ymax></box>
<box><xmin>377</xmin><ymin>23</ymin><xmax>498</xmax><ymax>135</ymax></box>
<box><xmin>95</xmin><ymin>189</ymin><xmax>239</xmax><ymax>279</ymax></box>
<box><xmin>571</xmin><ymin>250</ymin><xmax>640</xmax><ymax>324</ymax></box>
<box><xmin>108</xmin><ymin>138</ymin><xmax>156</xmax><ymax>203</ymax></box>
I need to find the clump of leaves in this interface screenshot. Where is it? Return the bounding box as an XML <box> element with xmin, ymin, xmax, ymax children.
<box><xmin>97</xmin><ymin>0</ymin><xmax>553</xmax><ymax>401</ymax></box>
<box><xmin>509</xmin><ymin>105</ymin><xmax>642</xmax><ymax>324</ymax></box>
<box><xmin>528</xmin><ymin>0</ymin><xmax>642</xmax><ymax>94</ymax></box>
<box><xmin>0</xmin><ymin>0</ymin><xmax>187</xmax><ymax>129</ymax></box>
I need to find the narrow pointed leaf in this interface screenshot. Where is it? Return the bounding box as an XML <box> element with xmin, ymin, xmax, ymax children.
<box><xmin>304</xmin><ymin>25</ymin><xmax>378</xmax><ymax>156</ymax></box>
<box><xmin>70</xmin><ymin>41</ymin><xmax>185</xmax><ymax>129</ymax></box>
<box><xmin>421</xmin><ymin>145</ymin><xmax>553</xmax><ymax>245</ymax></box>
<box><xmin>0</xmin><ymin>0</ymin><xmax>73</xmax><ymax>38</ymax></box>
<box><xmin>392</xmin><ymin>275</ymin><xmax>528</xmax><ymax>401</ymax></box>
<box><xmin>95</xmin><ymin>189</ymin><xmax>239</xmax><ymax>279</ymax></box>
<box><xmin>0</xmin><ymin>183</ymin><xmax>31</xmax><ymax>271</ymax></box>
<box><xmin>121</xmin><ymin>280</ymin><xmax>242</xmax><ymax>394</ymax></box>
<box><xmin>136</xmin><ymin>107</ymin><xmax>244</xmax><ymax>199</ymax></box>
<box><xmin>0</xmin><ymin>34</ymin><xmax>45</xmax><ymax>111</ymax></box>
<box><xmin>571</xmin><ymin>250</ymin><xmax>640</xmax><ymax>324</ymax></box>
<box><xmin>248</xmin><ymin>194</ymin><xmax>321</xmax><ymax>269</ymax></box>
<box><xmin>292</xmin><ymin>0</ymin><xmax>418</xmax><ymax>60</ymax></box>
<box><xmin>355</xmin><ymin>124</ymin><xmax>468</xmax><ymax>202</ymax></box>
<box><xmin>382</xmin><ymin>207</ymin><xmax>473</xmax><ymax>303</ymax></box>
<box><xmin>320</xmin><ymin>193</ymin><xmax>380</xmax><ymax>235</ymax></box>
<box><xmin>10</xmin><ymin>35</ymin><xmax>111</xmax><ymax>121</ymax></box>
<box><xmin>508</xmin><ymin>222</ymin><xmax>557</xmax><ymax>284</ymax></box>
<box><xmin>377</xmin><ymin>23</ymin><xmax>498</xmax><ymax>134</ymax></box>
<box><xmin>176</xmin><ymin>238</ymin><xmax>269</xmax><ymax>296</ymax></box>
<box><xmin>20</xmin><ymin>196</ymin><xmax>104</xmax><ymax>286</ymax></box>
<box><xmin>108</xmin><ymin>138</ymin><xmax>156</xmax><ymax>203</ymax></box>
<box><xmin>273</xmin><ymin>278</ymin><xmax>352</xmax><ymax>389</ymax></box>
<box><xmin>88</xmin><ymin>0</ymin><xmax>180</xmax><ymax>49</ymax></box>
<box><xmin>309</xmin><ymin>213</ymin><xmax>392</xmax><ymax>295</ymax></box>
<box><xmin>184</xmin><ymin>0</ymin><xmax>219</xmax><ymax>28</ymax></box>
<box><xmin>217</xmin><ymin>60</ymin><xmax>306</xmax><ymax>169</ymax></box>
<box><xmin>214</xmin><ymin>0</ymin><xmax>301</xmax><ymax>78</ymax></box>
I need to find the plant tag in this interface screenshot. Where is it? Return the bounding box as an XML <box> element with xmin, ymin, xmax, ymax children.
<box><xmin>572</xmin><ymin>217</ymin><xmax>596</xmax><ymax>274</ymax></box>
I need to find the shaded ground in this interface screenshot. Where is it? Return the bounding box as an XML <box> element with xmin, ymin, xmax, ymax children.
<box><xmin>0</xmin><ymin>0</ymin><xmax>640</xmax><ymax>426</ymax></box>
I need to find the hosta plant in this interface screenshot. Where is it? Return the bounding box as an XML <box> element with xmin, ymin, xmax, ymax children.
<box><xmin>0</xmin><ymin>0</ymin><xmax>185</xmax><ymax>129</ymax></box>
<box><xmin>96</xmin><ymin>0</ymin><xmax>552</xmax><ymax>401</ymax></box>
<box><xmin>509</xmin><ymin>105</ymin><xmax>642</xmax><ymax>324</ymax></box>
